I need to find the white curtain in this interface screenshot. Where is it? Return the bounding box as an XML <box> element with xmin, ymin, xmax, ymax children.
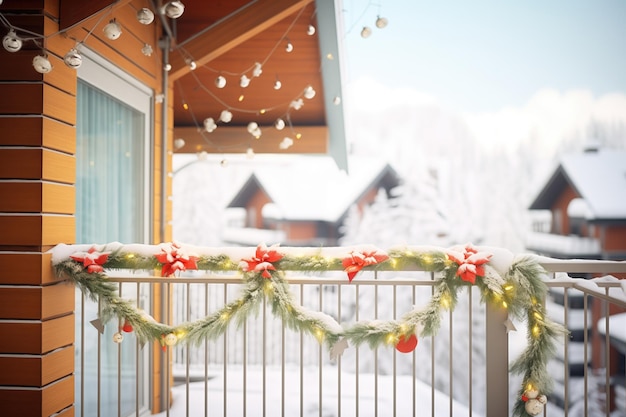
<box><xmin>75</xmin><ymin>79</ymin><xmax>146</xmax><ymax>416</ymax></box>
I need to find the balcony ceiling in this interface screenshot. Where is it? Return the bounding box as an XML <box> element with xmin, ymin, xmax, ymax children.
<box><xmin>166</xmin><ymin>0</ymin><xmax>347</xmax><ymax>167</ymax></box>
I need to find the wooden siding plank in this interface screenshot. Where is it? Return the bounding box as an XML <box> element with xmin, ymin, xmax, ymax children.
<box><xmin>43</xmin><ymin>84</ymin><xmax>76</xmax><ymax>125</ymax></box>
<box><xmin>0</xmin><ymin>84</ymin><xmax>44</xmax><ymax>114</ymax></box>
<box><xmin>0</xmin><ymin>182</ymin><xmax>72</xmax><ymax>214</ymax></box>
<box><xmin>0</xmin><ymin>374</ymin><xmax>74</xmax><ymax>417</ymax></box>
<box><xmin>0</xmin><ymin>345</ymin><xmax>74</xmax><ymax>386</ymax></box>
<box><xmin>0</xmin><ymin>149</ymin><xmax>74</xmax><ymax>182</ymax></box>
<box><xmin>0</xmin><ymin>314</ymin><xmax>73</xmax><ymax>354</ymax></box>
<box><xmin>0</xmin><ymin>253</ymin><xmax>57</xmax><ymax>285</ymax></box>
<box><xmin>0</xmin><ymin>115</ymin><xmax>74</xmax><ymax>153</ymax></box>
<box><xmin>0</xmin><ymin>215</ymin><xmax>74</xmax><ymax>246</ymax></box>
<box><xmin>42</xmin><ymin>149</ymin><xmax>75</xmax><ymax>183</ymax></box>
<box><xmin>0</xmin><ymin>281</ymin><xmax>72</xmax><ymax>320</ymax></box>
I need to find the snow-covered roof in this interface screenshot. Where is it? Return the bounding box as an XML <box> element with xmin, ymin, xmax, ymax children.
<box><xmin>228</xmin><ymin>156</ymin><xmax>399</xmax><ymax>222</ymax></box>
<box><xmin>529</xmin><ymin>148</ymin><xmax>626</xmax><ymax>220</ymax></box>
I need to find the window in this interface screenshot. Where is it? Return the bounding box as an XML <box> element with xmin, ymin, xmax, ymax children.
<box><xmin>75</xmin><ymin>49</ymin><xmax>153</xmax><ymax>416</ymax></box>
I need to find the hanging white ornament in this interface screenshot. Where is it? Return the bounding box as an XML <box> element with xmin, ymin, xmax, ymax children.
<box><xmin>113</xmin><ymin>332</ymin><xmax>124</xmax><ymax>343</ymax></box>
<box><xmin>215</xmin><ymin>75</ymin><xmax>226</xmax><ymax>88</ymax></box>
<box><xmin>290</xmin><ymin>98</ymin><xmax>303</xmax><ymax>110</ymax></box>
<box><xmin>240</xmin><ymin>75</ymin><xmax>250</xmax><ymax>88</ymax></box>
<box><xmin>63</xmin><ymin>49</ymin><xmax>83</xmax><ymax>69</ymax></box>
<box><xmin>273</xmin><ymin>79</ymin><xmax>282</xmax><ymax>90</ymax></box>
<box><xmin>303</xmin><ymin>85</ymin><xmax>316</xmax><ymax>99</ymax></box>
<box><xmin>163</xmin><ymin>1</ymin><xmax>185</xmax><ymax>19</ymax></box>
<box><xmin>376</xmin><ymin>16</ymin><xmax>388</xmax><ymax>29</ymax></box>
<box><xmin>307</xmin><ymin>24</ymin><xmax>316</xmax><ymax>36</ymax></box>
<box><xmin>333</xmin><ymin>96</ymin><xmax>341</xmax><ymax>105</ymax></box>
<box><xmin>32</xmin><ymin>55</ymin><xmax>52</xmax><ymax>74</ymax></box>
<box><xmin>137</xmin><ymin>8</ymin><xmax>155</xmax><ymax>25</ymax></box>
<box><xmin>3</xmin><ymin>30</ymin><xmax>23</xmax><ymax>53</ymax></box>
<box><xmin>274</xmin><ymin>118</ymin><xmax>285</xmax><ymax>130</ymax></box>
<box><xmin>252</xmin><ymin>62</ymin><xmax>263</xmax><ymax>77</ymax></box>
<box><xmin>246</xmin><ymin>147</ymin><xmax>255</xmax><ymax>159</ymax></box>
<box><xmin>141</xmin><ymin>44</ymin><xmax>153</xmax><ymax>56</ymax></box>
<box><xmin>285</xmin><ymin>40</ymin><xmax>294</xmax><ymax>53</ymax></box>
<box><xmin>103</xmin><ymin>20</ymin><xmax>122</xmax><ymax>40</ymax></box>
<box><xmin>361</xmin><ymin>26</ymin><xmax>372</xmax><ymax>38</ymax></box>
<box><xmin>279</xmin><ymin>137</ymin><xmax>294</xmax><ymax>150</ymax></box>
<box><xmin>204</xmin><ymin>117</ymin><xmax>217</xmax><ymax>132</ymax></box>
<box><xmin>173</xmin><ymin>138</ymin><xmax>186</xmax><ymax>150</ymax></box>
<box><xmin>164</xmin><ymin>333</ymin><xmax>177</xmax><ymax>346</ymax></box>
<box><xmin>219</xmin><ymin>110</ymin><xmax>233</xmax><ymax>123</ymax></box>
<box><xmin>247</xmin><ymin>122</ymin><xmax>258</xmax><ymax>134</ymax></box>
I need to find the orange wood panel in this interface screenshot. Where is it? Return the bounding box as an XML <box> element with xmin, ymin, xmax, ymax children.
<box><xmin>43</xmin><ymin>182</ymin><xmax>75</xmax><ymax>213</ymax></box>
<box><xmin>0</xmin><ymin>215</ymin><xmax>74</xmax><ymax>246</ymax></box>
<box><xmin>0</xmin><ymin>374</ymin><xmax>74</xmax><ymax>417</ymax></box>
<box><xmin>42</xmin><ymin>215</ymin><xmax>75</xmax><ymax>246</ymax></box>
<box><xmin>0</xmin><ymin>313</ymin><xmax>73</xmax><ymax>354</ymax></box>
<box><xmin>43</xmin><ymin>116</ymin><xmax>76</xmax><ymax>154</ymax></box>
<box><xmin>42</xmin><ymin>149</ymin><xmax>75</xmax><ymax>184</ymax></box>
<box><xmin>172</xmin><ymin>125</ymin><xmax>328</xmax><ymax>154</ymax></box>
<box><xmin>44</xmin><ymin>0</ymin><xmax>60</xmax><ymax>20</ymax></box>
<box><xmin>0</xmin><ymin>182</ymin><xmax>72</xmax><ymax>213</ymax></box>
<box><xmin>43</xmin><ymin>84</ymin><xmax>76</xmax><ymax>125</ymax></box>
<box><xmin>44</xmin><ymin>52</ymin><xmax>78</xmax><ymax>96</ymax></box>
<box><xmin>0</xmin><ymin>345</ymin><xmax>74</xmax><ymax>386</ymax></box>
<box><xmin>0</xmin><ymin>252</ymin><xmax>57</xmax><ymax>285</ymax></box>
<box><xmin>0</xmin><ymin>281</ymin><xmax>73</xmax><ymax>320</ymax></box>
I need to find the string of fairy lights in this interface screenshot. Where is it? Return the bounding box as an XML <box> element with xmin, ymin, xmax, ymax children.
<box><xmin>1</xmin><ymin>0</ymin><xmax>388</xmax><ymax>158</ymax></box>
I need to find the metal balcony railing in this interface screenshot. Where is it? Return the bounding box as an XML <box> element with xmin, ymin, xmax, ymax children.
<box><xmin>74</xmin><ymin>256</ymin><xmax>626</xmax><ymax>417</ymax></box>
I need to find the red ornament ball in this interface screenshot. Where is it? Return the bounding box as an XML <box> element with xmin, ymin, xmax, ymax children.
<box><xmin>395</xmin><ymin>334</ymin><xmax>418</xmax><ymax>353</ymax></box>
<box><xmin>122</xmin><ymin>321</ymin><xmax>133</xmax><ymax>333</ymax></box>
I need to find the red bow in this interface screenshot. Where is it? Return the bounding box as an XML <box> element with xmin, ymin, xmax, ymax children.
<box><xmin>70</xmin><ymin>247</ymin><xmax>110</xmax><ymax>273</ymax></box>
<box><xmin>446</xmin><ymin>244</ymin><xmax>492</xmax><ymax>284</ymax></box>
<box><xmin>240</xmin><ymin>243</ymin><xmax>283</xmax><ymax>279</ymax></box>
<box><xmin>155</xmin><ymin>242</ymin><xmax>198</xmax><ymax>277</ymax></box>
<box><xmin>342</xmin><ymin>249</ymin><xmax>389</xmax><ymax>282</ymax></box>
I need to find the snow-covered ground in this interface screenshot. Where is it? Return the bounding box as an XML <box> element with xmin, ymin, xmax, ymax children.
<box><xmin>156</xmin><ymin>365</ymin><xmax>476</xmax><ymax>417</ymax></box>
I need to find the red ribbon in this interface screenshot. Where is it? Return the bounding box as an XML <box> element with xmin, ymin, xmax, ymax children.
<box><xmin>342</xmin><ymin>249</ymin><xmax>389</xmax><ymax>282</ymax></box>
<box><xmin>70</xmin><ymin>247</ymin><xmax>110</xmax><ymax>273</ymax></box>
<box><xmin>155</xmin><ymin>242</ymin><xmax>198</xmax><ymax>277</ymax></box>
<box><xmin>241</xmin><ymin>243</ymin><xmax>283</xmax><ymax>279</ymax></box>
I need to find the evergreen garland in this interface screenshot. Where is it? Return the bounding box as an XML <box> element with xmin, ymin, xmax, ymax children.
<box><xmin>53</xmin><ymin>242</ymin><xmax>568</xmax><ymax>416</ymax></box>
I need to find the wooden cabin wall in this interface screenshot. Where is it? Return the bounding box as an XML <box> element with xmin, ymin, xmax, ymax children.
<box><xmin>0</xmin><ymin>0</ymin><xmax>172</xmax><ymax>414</ymax></box>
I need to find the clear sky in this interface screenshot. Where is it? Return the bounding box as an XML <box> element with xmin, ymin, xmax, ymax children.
<box><xmin>341</xmin><ymin>0</ymin><xmax>626</xmax><ymax>113</ymax></box>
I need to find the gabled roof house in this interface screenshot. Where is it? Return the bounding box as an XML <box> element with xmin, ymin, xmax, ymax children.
<box><xmin>223</xmin><ymin>157</ymin><xmax>400</xmax><ymax>246</ymax></box>
<box><xmin>527</xmin><ymin>145</ymin><xmax>626</xmax><ymax>261</ymax></box>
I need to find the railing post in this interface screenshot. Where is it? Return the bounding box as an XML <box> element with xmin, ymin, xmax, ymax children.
<box><xmin>485</xmin><ymin>303</ymin><xmax>509</xmax><ymax>416</ymax></box>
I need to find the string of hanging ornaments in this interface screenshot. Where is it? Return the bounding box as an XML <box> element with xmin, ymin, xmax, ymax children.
<box><xmin>172</xmin><ymin>4</ymin><xmax>329</xmax><ymax>158</ymax></box>
<box><xmin>1</xmin><ymin>1</ymin><xmax>185</xmax><ymax>73</ymax></box>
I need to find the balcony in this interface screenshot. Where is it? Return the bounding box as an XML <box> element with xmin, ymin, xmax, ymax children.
<box><xmin>525</xmin><ymin>231</ymin><xmax>602</xmax><ymax>258</ymax></box>
<box><xmin>57</xmin><ymin>244</ymin><xmax>626</xmax><ymax>416</ymax></box>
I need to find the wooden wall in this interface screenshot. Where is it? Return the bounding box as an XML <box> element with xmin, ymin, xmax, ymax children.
<box><xmin>0</xmin><ymin>0</ymin><xmax>171</xmax><ymax>414</ymax></box>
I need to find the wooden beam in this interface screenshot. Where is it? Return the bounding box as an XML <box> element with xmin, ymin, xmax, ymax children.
<box><xmin>173</xmin><ymin>125</ymin><xmax>327</xmax><ymax>154</ymax></box>
<box><xmin>169</xmin><ymin>0</ymin><xmax>313</xmax><ymax>80</ymax></box>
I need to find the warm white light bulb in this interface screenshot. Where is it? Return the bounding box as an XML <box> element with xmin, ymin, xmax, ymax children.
<box><xmin>361</xmin><ymin>26</ymin><xmax>372</xmax><ymax>38</ymax></box>
<box><xmin>376</xmin><ymin>16</ymin><xmax>388</xmax><ymax>29</ymax></box>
